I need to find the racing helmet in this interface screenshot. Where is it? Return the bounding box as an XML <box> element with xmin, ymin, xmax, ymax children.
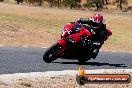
<box><xmin>91</xmin><ymin>13</ymin><xmax>104</xmax><ymax>30</ymax></box>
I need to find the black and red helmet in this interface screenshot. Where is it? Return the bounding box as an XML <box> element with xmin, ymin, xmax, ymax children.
<box><xmin>91</xmin><ymin>13</ymin><xmax>104</xmax><ymax>30</ymax></box>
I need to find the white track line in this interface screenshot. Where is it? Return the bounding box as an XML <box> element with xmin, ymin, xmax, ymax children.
<box><xmin>100</xmin><ymin>50</ymin><xmax>132</xmax><ymax>54</ymax></box>
<box><xmin>0</xmin><ymin>45</ymin><xmax>132</xmax><ymax>53</ymax></box>
<box><xmin>0</xmin><ymin>45</ymin><xmax>5</xmax><ymax>46</ymax></box>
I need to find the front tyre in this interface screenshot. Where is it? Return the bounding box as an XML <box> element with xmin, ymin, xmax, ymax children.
<box><xmin>43</xmin><ymin>42</ymin><xmax>62</xmax><ymax>63</ymax></box>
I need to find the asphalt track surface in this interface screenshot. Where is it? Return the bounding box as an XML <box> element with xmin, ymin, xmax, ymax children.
<box><xmin>0</xmin><ymin>46</ymin><xmax>132</xmax><ymax>74</ymax></box>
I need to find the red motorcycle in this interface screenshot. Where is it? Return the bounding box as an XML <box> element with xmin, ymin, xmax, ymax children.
<box><xmin>43</xmin><ymin>22</ymin><xmax>112</xmax><ymax>63</ymax></box>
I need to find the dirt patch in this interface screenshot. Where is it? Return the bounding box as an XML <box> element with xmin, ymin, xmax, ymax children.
<box><xmin>0</xmin><ymin>21</ymin><xmax>59</xmax><ymax>47</ymax></box>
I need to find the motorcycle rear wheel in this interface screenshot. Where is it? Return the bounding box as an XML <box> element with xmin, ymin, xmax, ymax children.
<box><xmin>43</xmin><ymin>42</ymin><xmax>62</xmax><ymax>63</ymax></box>
<box><xmin>77</xmin><ymin>57</ymin><xmax>91</xmax><ymax>64</ymax></box>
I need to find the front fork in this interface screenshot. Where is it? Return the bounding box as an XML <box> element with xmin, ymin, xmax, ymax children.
<box><xmin>57</xmin><ymin>39</ymin><xmax>67</xmax><ymax>55</ymax></box>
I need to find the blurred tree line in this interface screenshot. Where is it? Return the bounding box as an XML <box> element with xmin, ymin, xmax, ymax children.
<box><xmin>1</xmin><ymin>0</ymin><xmax>129</xmax><ymax>11</ymax></box>
<box><xmin>14</xmin><ymin>0</ymin><xmax>81</xmax><ymax>8</ymax></box>
<box><xmin>83</xmin><ymin>0</ymin><xmax>128</xmax><ymax>11</ymax></box>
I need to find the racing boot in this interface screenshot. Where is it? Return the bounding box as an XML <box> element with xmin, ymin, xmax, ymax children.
<box><xmin>91</xmin><ymin>48</ymin><xmax>99</xmax><ymax>59</ymax></box>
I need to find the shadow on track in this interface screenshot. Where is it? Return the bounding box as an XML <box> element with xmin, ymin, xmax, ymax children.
<box><xmin>52</xmin><ymin>61</ymin><xmax>127</xmax><ymax>67</ymax></box>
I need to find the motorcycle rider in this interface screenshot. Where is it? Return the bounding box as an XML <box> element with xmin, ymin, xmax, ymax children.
<box><xmin>71</xmin><ymin>13</ymin><xmax>112</xmax><ymax>59</ymax></box>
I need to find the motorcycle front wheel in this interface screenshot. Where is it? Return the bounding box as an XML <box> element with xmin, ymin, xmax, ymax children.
<box><xmin>43</xmin><ymin>42</ymin><xmax>62</xmax><ymax>63</ymax></box>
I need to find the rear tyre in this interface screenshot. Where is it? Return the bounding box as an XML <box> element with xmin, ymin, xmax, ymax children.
<box><xmin>43</xmin><ymin>42</ymin><xmax>62</xmax><ymax>63</ymax></box>
<box><xmin>77</xmin><ymin>57</ymin><xmax>91</xmax><ymax>64</ymax></box>
<box><xmin>77</xmin><ymin>58</ymin><xmax>87</xmax><ymax>64</ymax></box>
